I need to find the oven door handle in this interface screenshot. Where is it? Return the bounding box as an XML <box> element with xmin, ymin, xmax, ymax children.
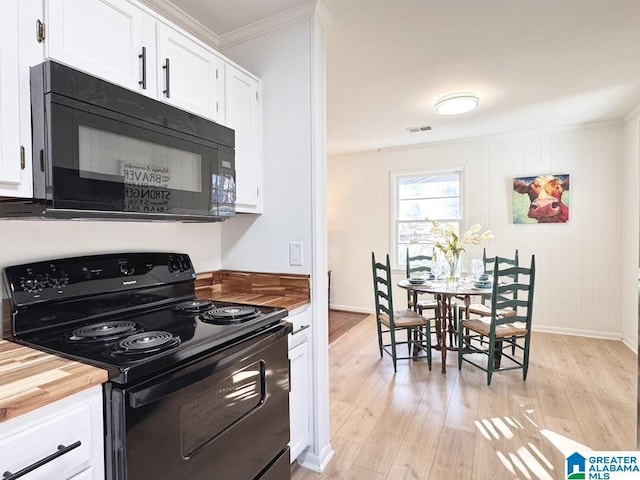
<box><xmin>127</xmin><ymin>322</ymin><xmax>291</xmax><ymax>408</ymax></box>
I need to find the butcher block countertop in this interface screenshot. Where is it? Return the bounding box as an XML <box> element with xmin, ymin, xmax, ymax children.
<box><xmin>0</xmin><ymin>340</ymin><xmax>108</xmax><ymax>423</ymax></box>
<box><xmin>196</xmin><ymin>270</ymin><xmax>311</xmax><ymax>311</ymax></box>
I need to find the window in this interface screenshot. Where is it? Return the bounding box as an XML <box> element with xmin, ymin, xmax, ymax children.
<box><xmin>392</xmin><ymin>169</ymin><xmax>462</xmax><ymax>268</ymax></box>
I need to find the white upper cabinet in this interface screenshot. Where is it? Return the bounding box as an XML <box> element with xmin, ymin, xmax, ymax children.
<box><xmin>225</xmin><ymin>64</ymin><xmax>262</xmax><ymax>213</ymax></box>
<box><xmin>156</xmin><ymin>23</ymin><xmax>224</xmax><ymax>122</ymax></box>
<box><xmin>0</xmin><ymin>0</ymin><xmax>22</xmax><ymax>189</ymax></box>
<box><xmin>47</xmin><ymin>0</ymin><xmax>154</xmax><ymax>94</ymax></box>
<box><xmin>0</xmin><ymin>0</ymin><xmax>40</xmax><ymax>197</ymax></box>
<box><xmin>46</xmin><ymin>0</ymin><xmax>224</xmax><ymax>123</ymax></box>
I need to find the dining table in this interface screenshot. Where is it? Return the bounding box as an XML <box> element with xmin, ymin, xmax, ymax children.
<box><xmin>398</xmin><ymin>277</ymin><xmax>491</xmax><ymax>373</ymax></box>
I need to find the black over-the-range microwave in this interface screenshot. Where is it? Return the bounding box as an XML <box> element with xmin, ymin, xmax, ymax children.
<box><xmin>0</xmin><ymin>60</ymin><xmax>235</xmax><ymax>221</ymax></box>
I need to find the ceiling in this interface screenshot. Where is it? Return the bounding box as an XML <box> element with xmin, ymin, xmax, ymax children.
<box><xmin>168</xmin><ymin>0</ymin><xmax>640</xmax><ymax>155</ymax></box>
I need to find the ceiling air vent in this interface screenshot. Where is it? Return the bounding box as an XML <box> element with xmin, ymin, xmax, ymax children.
<box><xmin>406</xmin><ymin>125</ymin><xmax>432</xmax><ymax>133</ymax></box>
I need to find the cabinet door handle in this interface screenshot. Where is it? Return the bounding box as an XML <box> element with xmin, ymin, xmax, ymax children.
<box><xmin>2</xmin><ymin>441</ymin><xmax>82</xmax><ymax>480</ymax></box>
<box><xmin>162</xmin><ymin>58</ymin><xmax>170</xmax><ymax>98</ymax></box>
<box><xmin>138</xmin><ymin>46</ymin><xmax>147</xmax><ymax>90</ymax></box>
<box><xmin>291</xmin><ymin>324</ymin><xmax>310</xmax><ymax>336</ymax></box>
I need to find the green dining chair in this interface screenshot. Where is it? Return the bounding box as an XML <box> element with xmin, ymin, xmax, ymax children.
<box><xmin>372</xmin><ymin>252</ymin><xmax>432</xmax><ymax>372</ymax></box>
<box><xmin>457</xmin><ymin>254</ymin><xmax>536</xmax><ymax>385</ymax></box>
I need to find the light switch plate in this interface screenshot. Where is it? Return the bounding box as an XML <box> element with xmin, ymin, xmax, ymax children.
<box><xmin>289</xmin><ymin>242</ymin><xmax>303</xmax><ymax>266</ymax></box>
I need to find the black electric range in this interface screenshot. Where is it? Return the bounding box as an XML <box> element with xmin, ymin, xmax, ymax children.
<box><xmin>2</xmin><ymin>252</ymin><xmax>292</xmax><ymax>480</ymax></box>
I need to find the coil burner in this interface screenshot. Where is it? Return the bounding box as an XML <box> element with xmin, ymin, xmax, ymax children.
<box><xmin>172</xmin><ymin>300</ymin><xmax>215</xmax><ymax>314</ymax></box>
<box><xmin>112</xmin><ymin>331</ymin><xmax>181</xmax><ymax>356</ymax></box>
<box><xmin>200</xmin><ymin>305</ymin><xmax>262</xmax><ymax>325</ymax></box>
<box><xmin>69</xmin><ymin>320</ymin><xmax>139</xmax><ymax>343</ymax></box>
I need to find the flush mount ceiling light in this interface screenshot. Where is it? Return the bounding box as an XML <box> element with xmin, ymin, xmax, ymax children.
<box><xmin>434</xmin><ymin>92</ymin><xmax>480</xmax><ymax>115</ymax></box>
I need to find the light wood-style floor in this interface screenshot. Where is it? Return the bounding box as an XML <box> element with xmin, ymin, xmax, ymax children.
<box><xmin>292</xmin><ymin>315</ymin><xmax>637</xmax><ymax>480</ymax></box>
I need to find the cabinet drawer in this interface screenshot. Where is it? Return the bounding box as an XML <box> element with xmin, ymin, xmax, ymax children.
<box><xmin>288</xmin><ymin>308</ymin><xmax>310</xmax><ymax>349</ymax></box>
<box><xmin>0</xmin><ymin>389</ymin><xmax>101</xmax><ymax>480</ymax></box>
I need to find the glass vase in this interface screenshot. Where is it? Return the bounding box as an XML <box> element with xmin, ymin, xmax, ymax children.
<box><xmin>446</xmin><ymin>253</ymin><xmax>461</xmax><ymax>286</ymax></box>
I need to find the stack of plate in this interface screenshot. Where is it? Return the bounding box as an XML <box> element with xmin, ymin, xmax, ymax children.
<box><xmin>408</xmin><ymin>277</ymin><xmax>425</xmax><ymax>285</ymax></box>
<box><xmin>473</xmin><ymin>280</ymin><xmax>492</xmax><ymax>289</ymax></box>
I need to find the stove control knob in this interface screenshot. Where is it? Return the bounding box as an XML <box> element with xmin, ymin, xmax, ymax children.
<box><xmin>119</xmin><ymin>263</ymin><xmax>135</xmax><ymax>276</ymax></box>
<box><xmin>177</xmin><ymin>256</ymin><xmax>190</xmax><ymax>272</ymax></box>
<box><xmin>20</xmin><ymin>277</ymin><xmax>34</xmax><ymax>292</ymax></box>
<box><xmin>167</xmin><ymin>256</ymin><xmax>179</xmax><ymax>273</ymax></box>
<box><xmin>33</xmin><ymin>275</ymin><xmax>44</xmax><ymax>292</ymax></box>
<box><xmin>20</xmin><ymin>275</ymin><xmax>44</xmax><ymax>293</ymax></box>
<box><xmin>48</xmin><ymin>271</ymin><xmax>69</xmax><ymax>288</ymax></box>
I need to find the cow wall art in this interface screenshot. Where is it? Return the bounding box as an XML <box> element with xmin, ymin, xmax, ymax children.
<box><xmin>512</xmin><ymin>173</ymin><xmax>570</xmax><ymax>224</ymax></box>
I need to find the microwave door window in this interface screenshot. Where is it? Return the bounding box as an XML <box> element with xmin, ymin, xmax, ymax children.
<box><xmin>76</xmin><ymin>126</ymin><xmax>204</xmax><ymax>214</ymax></box>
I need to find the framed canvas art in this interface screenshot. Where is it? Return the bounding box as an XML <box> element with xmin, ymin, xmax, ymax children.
<box><xmin>512</xmin><ymin>174</ymin><xmax>570</xmax><ymax>224</ymax></box>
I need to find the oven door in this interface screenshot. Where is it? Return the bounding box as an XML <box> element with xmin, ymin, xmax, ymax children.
<box><xmin>106</xmin><ymin>323</ymin><xmax>291</xmax><ymax>480</ymax></box>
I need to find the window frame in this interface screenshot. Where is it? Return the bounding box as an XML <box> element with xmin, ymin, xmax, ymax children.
<box><xmin>390</xmin><ymin>167</ymin><xmax>465</xmax><ymax>271</ymax></box>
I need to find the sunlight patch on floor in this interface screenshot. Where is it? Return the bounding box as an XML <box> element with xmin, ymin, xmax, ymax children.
<box><xmin>539</xmin><ymin>429</ymin><xmax>592</xmax><ymax>457</ymax></box>
<box><xmin>473</xmin><ymin>405</ymin><xmax>595</xmax><ymax>480</ymax></box>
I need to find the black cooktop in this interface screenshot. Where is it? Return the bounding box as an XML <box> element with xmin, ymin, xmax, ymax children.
<box><xmin>2</xmin><ymin>253</ymin><xmax>289</xmax><ymax>385</ymax></box>
<box><xmin>12</xmin><ymin>298</ymin><xmax>286</xmax><ymax>384</ymax></box>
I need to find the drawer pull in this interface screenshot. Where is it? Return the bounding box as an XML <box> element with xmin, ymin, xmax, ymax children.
<box><xmin>291</xmin><ymin>324</ymin><xmax>310</xmax><ymax>336</ymax></box>
<box><xmin>2</xmin><ymin>440</ymin><xmax>81</xmax><ymax>480</ymax></box>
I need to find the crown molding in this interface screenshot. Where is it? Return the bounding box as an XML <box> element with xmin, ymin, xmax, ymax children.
<box><xmin>136</xmin><ymin>0</ymin><xmax>334</xmax><ymax>52</ymax></box>
<box><xmin>219</xmin><ymin>0</ymin><xmax>320</xmax><ymax>49</ymax></box>
<box><xmin>314</xmin><ymin>1</ymin><xmax>335</xmax><ymax>28</ymax></box>
<box><xmin>137</xmin><ymin>0</ymin><xmax>221</xmax><ymax>49</ymax></box>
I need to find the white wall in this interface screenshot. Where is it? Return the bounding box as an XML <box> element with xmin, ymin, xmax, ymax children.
<box><xmin>328</xmin><ymin>121</ymin><xmax>634</xmax><ymax>340</ymax></box>
<box><xmin>220</xmin><ymin>20</ymin><xmax>313</xmax><ymax>274</ymax></box>
<box><xmin>0</xmin><ymin>220</ymin><xmax>222</xmax><ymax>272</ymax></box>
<box><xmin>221</xmin><ymin>13</ymin><xmax>334</xmax><ymax>473</ymax></box>
<box><xmin>623</xmin><ymin>108</ymin><xmax>640</xmax><ymax>351</ymax></box>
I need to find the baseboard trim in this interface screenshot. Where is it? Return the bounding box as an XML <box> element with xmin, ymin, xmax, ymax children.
<box><xmin>331</xmin><ymin>305</ymin><xmax>634</xmax><ymax>351</ymax></box>
<box><xmin>295</xmin><ymin>443</ymin><xmax>335</xmax><ymax>473</ymax></box>
<box><xmin>329</xmin><ymin>304</ymin><xmax>373</xmax><ymax>315</ymax></box>
<box><xmin>533</xmin><ymin>324</ymin><xmax>623</xmax><ymax>341</ymax></box>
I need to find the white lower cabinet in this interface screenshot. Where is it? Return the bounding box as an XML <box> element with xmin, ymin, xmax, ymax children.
<box><xmin>0</xmin><ymin>385</ymin><xmax>104</xmax><ymax>480</ymax></box>
<box><xmin>288</xmin><ymin>307</ymin><xmax>312</xmax><ymax>462</ymax></box>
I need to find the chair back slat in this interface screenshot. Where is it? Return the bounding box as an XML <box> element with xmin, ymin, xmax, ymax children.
<box><xmin>372</xmin><ymin>252</ymin><xmax>396</xmax><ymax>327</ymax></box>
<box><xmin>475</xmin><ymin>249</ymin><xmax>519</xmax><ymax>307</ymax></box>
<box><xmin>405</xmin><ymin>250</ymin><xmax>433</xmax><ymax>307</ymax></box>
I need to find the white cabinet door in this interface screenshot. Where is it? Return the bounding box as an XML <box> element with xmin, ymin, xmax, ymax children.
<box><xmin>287</xmin><ymin>307</ymin><xmax>311</xmax><ymax>462</ymax></box>
<box><xmin>225</xmin><ymin>64</ymin><xmax>262</xmax><ymax>213</ymax></box>
<box><xmin>289</xmin><ymin>340</ymin><xmax>310</xmax><ymax>462</ymax></box>
<box><xmin>0</xmin><ymin>0</ymin><xmax>22</xmax><ymax>189</ymax></box>
<box><xmin>156</xmin><ymin>23</ymin><xmax>224</xmax><ymax>122</ymax></box>
<box><xmin>0</xmin><ymin>0</ymin><xmax>42</xmax><ymax>197</ymax></box>
<box><xmin>46</xmin><ymin>0</ymin><xmax>154</xmax><ymax>94</ymax></box>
